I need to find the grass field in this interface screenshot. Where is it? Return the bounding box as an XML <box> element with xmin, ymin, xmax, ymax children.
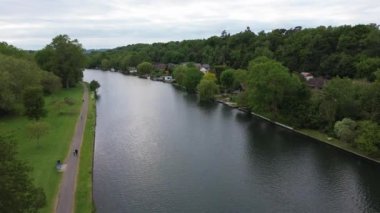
<box><xmin>75</xmin><ymin>90</ymin><xmax>96</xmax><ymax>213</ymax></box>
<box><xmin>0</xmin><ymin>85</ymin><xmax>84</xmax><ymax>213</ymax></box>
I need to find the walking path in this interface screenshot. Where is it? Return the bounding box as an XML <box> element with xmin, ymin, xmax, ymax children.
<box><xmin>55</xmin><ymin>84</ymin><xmax>89</xmax><ymax>213</ymax></box>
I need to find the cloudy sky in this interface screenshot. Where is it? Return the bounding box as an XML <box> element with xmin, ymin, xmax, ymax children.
<box><xmin>1</xmin><ymin>0</ymin><xmax>379</xmax><ymax>50</ymax></box>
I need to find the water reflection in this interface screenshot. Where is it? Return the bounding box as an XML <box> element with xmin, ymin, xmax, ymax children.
<box><xmin>84</xmin><ymin>70</ymin><xmax>380</xmax><ymax>213</ymax></box>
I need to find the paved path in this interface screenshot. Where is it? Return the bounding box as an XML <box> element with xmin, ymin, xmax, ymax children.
<box><xmin>55</xmin><ymin>84</ymin><xmax>89</xmax><ymax>213</ymax></box>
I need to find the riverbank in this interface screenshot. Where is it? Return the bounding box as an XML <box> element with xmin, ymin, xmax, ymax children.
<box><xmin>75</xmin><ymin>84</ymin><xmax>96</xmax><ymax>212</ymax></box>
<box><xmin>0</xmin><ymin>85</ymin><xmax>84</xmax><ymax>213</ymax></box>
<box><xmin>216</xmin><ymin>96</ymin><xmax>380</xmax><ymax>164</ymax></box>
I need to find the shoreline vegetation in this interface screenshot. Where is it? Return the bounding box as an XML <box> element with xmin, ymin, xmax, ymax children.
<box><xmin>75</xmin><ymin>83</ymin><xmax>96</xmax><ymax>213</ymax></box>
<box><xmin>214</xmin><ymin>96</ymin><xmax>380</xmax><ymax>164</ymax></box>
<box><xmin>86</xmin><ymin>24</ymin><xmax>380</xmax><ymax>165</ymax></box>
<box><xmin>157</xmin><ymin>74</ymin><xmax>380</xmax><ymax>164</ymax></box>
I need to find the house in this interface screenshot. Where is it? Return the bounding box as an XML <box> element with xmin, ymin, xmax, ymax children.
<box><xmin>306</xmin><ymin>77</ymin><xmax>326</xmax><ymax>89</ymax></box>
<box><xmin>202</xmin><ymin>64</ymin><xmax>211</xmax><ymax>70</ymax></box>
<box><xmin>200</xmin><ymin>67</ymin><xmax>209</xmax><ymax>74</ymax></box>
<box><xmin>301</xmin><ymin>72</ymin><xmax>314</xmax><ymax>81</ymax></box>
<box><xmin>154</xmin><ymin>63</ymin><xmax>167</xmax><ymax>71</ymax></box>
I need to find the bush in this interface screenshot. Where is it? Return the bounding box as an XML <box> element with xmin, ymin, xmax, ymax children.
<box><xmin>355</xmin><ymin>120</ymin><xmax>380</xmax><ymax>154</ymax></box>
<box><xmin>334</xmin><ymin>118</ymin><xmax>357</xmax><ymax>143</ymax></box>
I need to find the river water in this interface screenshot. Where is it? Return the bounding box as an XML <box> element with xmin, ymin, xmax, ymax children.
<box><xmin>84</xmin><ymin>69</ymin><xmax>380</xmax><ymax>213</ymax></box>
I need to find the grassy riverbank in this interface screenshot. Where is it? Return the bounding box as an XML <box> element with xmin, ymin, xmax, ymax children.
<box><xmin>216</xmin><ymin>96</ymin><xmax>380</xmax><ymax>164</ymax></box>
<box><xmin>297</xmin><ymin>129</ymin><xmax>380</xmax><ymax>163</ymax></box>
<box><xmin>75</xmin><ymin>89</ymin><xmax>96</xmax><ymax>213</ymax></box>
<box><xmin>0</xmin><ymin>85</ymin><xmax>83</xmax><ymax>213</ymax></box>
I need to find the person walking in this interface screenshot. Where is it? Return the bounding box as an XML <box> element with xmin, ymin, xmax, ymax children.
<box><xmin>73</xmin><ymin>149</ymin><xmax>78</xmax><ymax>156</ymax></box>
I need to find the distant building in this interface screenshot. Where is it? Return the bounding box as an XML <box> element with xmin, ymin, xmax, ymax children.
<box><xmin>301</xmin><ymin>72</ymin><xmax>314</xmax><ymax>81</ymax></box>
<box><xmin>306</xmin><ymin>77</ymin><xmax>326</xmax><ymax>89</ymax></box>
<box><xmin>154</xmin><ymin>63</ymin><xmax>167</xmax><ymax>71</ymax></box>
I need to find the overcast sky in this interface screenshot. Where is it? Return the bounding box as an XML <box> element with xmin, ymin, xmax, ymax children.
<box><xmin>1</xmin><ymin>0</ymin><xmax>379</xmax><ymax>50</ymax></box>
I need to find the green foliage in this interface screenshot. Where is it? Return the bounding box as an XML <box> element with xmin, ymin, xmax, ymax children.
<box><xmin>137</xmin><ymin>61</ymin><xmax>153</xmax><ymax>76</ymax></box>
<box><xmin>322</xmin><ymin>77</ymin><xmax>359</xmax><ymax>120</ymax></box>
<box><xmin>86</xmin><ymin>24</ymin><xmax>380</xmax><ymax>80</ymax></box>
<box><xmin>355</xmin><ymin>57</ymin><xmax>380</xmax><ymax>81</ymax></box>
<box><xmin>203</xmin><ymin>72</ymin><xmax>217</xmax><ymax>82</ymax></box>
<box><xmin>355</xmin><ymin>120</ymin><xmax>380</xmax><ymax>154</ymax></box>
<box><xmin>36</xmin><ymin>35</ymin><xmax>85</xmax><ymax>88</ymax></box>
<box><xmin>0</xmin><ymin>42</ymin><xmax>33</xmax><ymax>60</ymax></box>
<box><xmin>0</xmin><ymin>136</ymin><xmax>46</xmax><ymax>212</ymax></box>
<box><xmin>26</xmin><ymin>121</ymin><xmax>50</xmax><ymax>147</ymax></box>
<box><xmin>220</xmin><ymin>69</ymin><xmax>235</xmax><ymax>91</ymax></box>
<box><xmin>89</xmin><ymin>80</ymin><xmax>101</xmax><ymax>92</ymax></box>
<box><xmin>0</xmin><ymin>54</ymin><xmax>44</xmax><ymax>114</ymax></box>
<box><xmin>246</xmin><ymin>57</ymin><xmax>306</xmax><ymax>122</ymax></box>
<box><xmin>197</xmin><ymin>76</ymin><xmax>219</xmax><ymax>102</ymax></box>
<box><xmin>173</xmin><ymin>65</ymin><xmax>187</xmax><ymax>86</ymax></box>
<box><xmin>334</xmin><ymin>118</ymin><xmax>357</xmax><ymax>143</ymax></box>
<box><xmin>23</xmin><ymin>87</ymin><xmax>46</xmax><ymax>120</ymax></box>
<box><xmin>40</xmin><ymin>71</ymin><xmax>62</xmax><ymax>95</ymax></box>
<box><xmin>183</xmin><ymin>67</ymin><xmax>203</xmax><ymax>93</ymax></box>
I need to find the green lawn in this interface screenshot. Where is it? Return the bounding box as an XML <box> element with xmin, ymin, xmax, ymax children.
<box><xmin>75</xmin><ymin>90</ymin><xmax>96</xmax><ymax>213</ymax></box>
<box><xmin>0</xmin><ymin>85</ymin><xmax>84</xmax><ymax>213</ymax></box>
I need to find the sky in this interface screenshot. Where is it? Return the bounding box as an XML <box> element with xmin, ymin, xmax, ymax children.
<box><xmin>1</xmin><ymin>0</ymin><xmax>379</xmax><ymax>50</ymax></box>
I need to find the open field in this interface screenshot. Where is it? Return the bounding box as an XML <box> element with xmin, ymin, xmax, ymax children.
<box><xmin>0</xmin><ymin>85</ymin><xmax>83</xmax><ymax>213</ymax></box>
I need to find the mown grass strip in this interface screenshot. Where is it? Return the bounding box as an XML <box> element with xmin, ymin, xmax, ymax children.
<box><xmin>75</xmin><ymin>87</ymin><xmax>96</xmax><ymax>213</ymax></box>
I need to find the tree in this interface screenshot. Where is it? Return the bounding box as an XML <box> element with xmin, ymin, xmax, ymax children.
<box><xmin>26</xmin><ymin>122</ymin><xmax>50</xmax><ymax>147</ymax></box>
<box><xmin>220</xmin><ymin>69</ymin><xmax>235</xmax><ymax>92</ymax></box>
<box><xmin>334</xmin><ymin>118</ymin><xmax>357</xmax><ymax>143</ymax></box>
<box><xmin>202</xmin><ymin>72</ymin><xmax>217</xmax><ymax>82</ymax></box>
<box><xmin>173</xmin><ymin>65</ymin><xmax>187</xmax><ymax>87</ymax></box>
<box><xmin>355</xmin><ymin>120</ymin><xmax>380</xmax><ymax>154</ymax></box>
<box><xmin>137</xmin><ymin>62</ymin><xmax>153</xmax><ymax>76</ymax></box>
<box><xmin>197</xmin><ymin>73</ymin><xmax>219</xmax><ymax>102</ymax></box>
<box><xmin>321</xmin><ymin>77</ymin><xmax>359</xmax><ymax>120</ymax></box>
<box><xmin>233</xmin><ymin>69</ymin><xmax>248</xmax><ymax>89</ymax></box>
<box><xmin>35</xmin><ymin>35</ymin><xmax>85</xmax><ymax>88</ymax></box>
<box><xmin>23</xmin><ymin>87</ymin><xmax>46</xmax><ymax>120</ymax></box>
<box><xmin>40</xmin><ymin>71</ymin><xmax>61</xmax><ymax>95</ymax></box>
<box><xmin>89</xmin><ymin>80</ymin><xmax>100</xmax><ymax>92</ymax></box>
<box><xmin>0</xmin><ymin>54</ymin><xmax>42</xmax><ymax>115</ymax></box>
<box><xmin>246</xmin><ymin>57</ymin><xmax>304</xmax><ymax>120</ymax></box>
<box><xmin>355</xmin><ymin>57</ymin><xmax>380</xmax><ymax>81</ymax></box>
<box><xmin>0</xmin><ymin>136</ymin><xmax>46</xmax><ymax>212</ymax></box>
<box><xmin>183</xmin><ymin>67</ymin><xmax>203</xmax><ymax>93</ymax></box>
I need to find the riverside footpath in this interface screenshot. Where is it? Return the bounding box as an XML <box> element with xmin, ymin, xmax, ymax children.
<box><xmin>55</xmin><ymin>84</ymin><xmax>89</xmax><ymax>213</ymax></box>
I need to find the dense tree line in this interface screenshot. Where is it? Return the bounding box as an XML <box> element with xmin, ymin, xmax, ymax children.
<box><xmin>87</xmin><ymin>24</ymin><xmax>380</xmax><ymax>80</ymax></box>
<box><xmin>0</xmin><ymin>44</ymin><xmax>60</xmax><ymax>116</ymax></box>
<box><xmin>0</xmin><ymin>35</ymin><xmax>86</xmax><ymax>212</ymax></box>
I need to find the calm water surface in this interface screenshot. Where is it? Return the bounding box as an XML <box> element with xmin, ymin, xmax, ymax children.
<box><xmin>84</xmin><ymin>69</ymin><xmax>380</xmax><ymax>213</ymax></box>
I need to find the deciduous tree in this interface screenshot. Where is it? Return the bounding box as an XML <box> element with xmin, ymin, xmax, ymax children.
<box><xmin>36</xmin><ymin>35</ymin><xmax>85</xmax><ymax>88</ymax></box>
<box><xmin>0</xmin><ymin>136</ymin><xmax>46</xmax><ymax>212</ymax></box>
<box><xmin>23</xmin><ymin>87</ymin><xmax>46</xmax><ymax>120</ymax></box>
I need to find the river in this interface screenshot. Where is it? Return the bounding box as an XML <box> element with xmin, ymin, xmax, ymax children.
<box><xmin>84</xmin><ymin>69</ymin><xmax>380</xmax><ymax>213</ymax></box>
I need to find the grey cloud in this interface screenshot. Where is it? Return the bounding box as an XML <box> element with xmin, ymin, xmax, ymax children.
<box><xmin>0</xmin><ymin>0</ymin><xmax>379</xmax><ymax>50</ymax></box>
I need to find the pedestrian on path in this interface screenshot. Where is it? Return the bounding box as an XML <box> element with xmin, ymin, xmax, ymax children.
<box><xmin>73</xmin><ymin>149</ymin><xmax>78</xmax><ymax>156</ymax></box>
